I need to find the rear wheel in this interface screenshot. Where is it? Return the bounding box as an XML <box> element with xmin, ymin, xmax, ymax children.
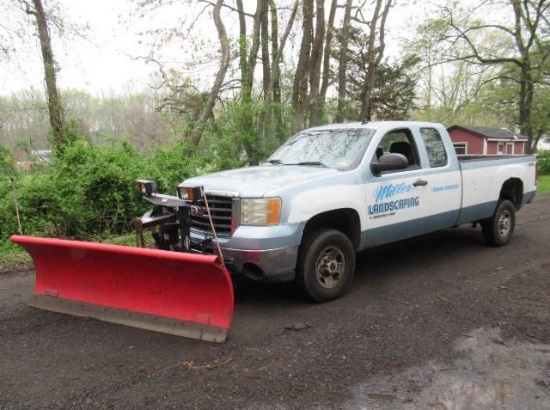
<box><xmin>297</xmin><ymin>229</ymin><xmax>355</xmax><ymax>302</ymax></box>
<box><xmin>481</xmin><ymin>199</ymin><xmax>515</xmax><ymax>246</ymax></box>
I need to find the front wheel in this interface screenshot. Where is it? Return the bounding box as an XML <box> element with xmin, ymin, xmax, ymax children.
<box><xmin>296</xmin><ymin>229</ymin><xmax>355</xmax><ymax>302</ymax></box>
<box><xmin>481</xmin><ymin>199</ymin><xmax>516</xmax><ymax>246</ymax></box>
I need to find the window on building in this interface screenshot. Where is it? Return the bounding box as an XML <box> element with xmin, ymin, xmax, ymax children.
<box><xmin>453</xmin><ymin>143</ymin><xmax>467</xmax><ymax>155</ymax></box>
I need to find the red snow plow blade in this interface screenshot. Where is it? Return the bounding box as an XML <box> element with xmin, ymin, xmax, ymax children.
<box><xmin>10</xmin><ymin>235</ymin><xmax>233</xmax><ymax>343</ymax></box>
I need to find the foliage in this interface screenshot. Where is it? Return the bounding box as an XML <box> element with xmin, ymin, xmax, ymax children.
<box><xmin>411</xmin><ymin>0</ymin><xmax>550</xmax><ymax>152</ymax></box>
<box><xmin>0</xmin><ymin>241</ymin><xmax>30</xmax><ymax>272</ymax></box>
<box><xmin>347</xmin><ymin>55</ymin><xmax>420</xmax><ymax>121</ymax></box>
<box><xmin>333</xmin><ymin>23</ymin><xmax>419</xmax><ymax>122</ymax></box>
<box><xmin>0</xmin><ymin>145</ymin><xmax>19</xmax><ymax>180</ymax></box>
<box><xmin>537</xmin><ymin>151</ymin><xmax>550</xmax><ymax>175</ymax></box>
<box><xmin>146</xmin><ymin>140</ymin><xmax>224</xmax><ymax>192</ymax></box>
<box><xmin>0</xmin><ymin>140</ymin><xmax>150</xmax><ymax>241</ymax></box>
<box><xmin>537</xmin><ymin>175</ymin><xmax>550</xmax><ymax>194</ymax></box>
<box><xmin>0</xmin><ymin>124</ymin><xmax>248</xmax><ymax>245</ymax></box>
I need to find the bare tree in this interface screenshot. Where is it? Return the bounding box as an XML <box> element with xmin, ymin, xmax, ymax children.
<box><xmin>10</xmin><ymin>0</ymin><xmax>67</xmax><ymax>151</ymax></box>
<box><xmin>307</xmin><ymin>0</ymin><xmax>326</xmax><ymax>126</ymax></box>
<box><xmin>292</xmin><ymin>0</ymin><xmax>314</xmax><ymax>132</ymax></box>
<box><xmin>189</xmin><ymin>0</ymin><xmax>230</xmax><ymax>146</ymax></box>
<box><xmin>291</xmin><ymin>0</ymin><xmax>334</xmax><ymax>130</ymax></box>
<box><xmin>267</xmin><ymin>0</ymin><xmax>299</xmax><ymax>145</ymax></box>
<box><xmin>319</xmin><ymin>0</ymin><xmax>337</xmax><ymax>122</ymax></box>
<box><xmin>419</xmin><ymin>0</ymin><xmax>550</xmax><ymax>152</ymax></box>
<box><xmin>357</xmin><ymin>0</ymin><xmax>394</xmax><ymax>121</ymax></box>
<box><xmin>336</xmin><ymin>0</ymin><xmax>353</xmax><ymax>123</ymax></box>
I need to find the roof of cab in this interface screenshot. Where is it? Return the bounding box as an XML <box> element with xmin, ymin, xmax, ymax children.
<box><xmin>304</xmin><ymin>120</ymin><xmax>444</xmax><ymax>132</ymax></box>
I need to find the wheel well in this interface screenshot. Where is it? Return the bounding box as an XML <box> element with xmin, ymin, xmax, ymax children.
<box><xmin>500</xmin><ymin>178</ymin><xmax>523</xmax><ymax>209</ymax></box>
<box><xmin>301</xmin><ymin>209</ymin><xmax>361</xmax><ymax>250</ymax></box>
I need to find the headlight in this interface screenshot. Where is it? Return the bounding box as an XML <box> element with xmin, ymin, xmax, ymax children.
<box><xmin>241</xmin><ymin>198</ymin><xmax>281</xmax><ymax>225</ymax></box>
<box><xmin>135</xmin><ymin>180</ymin><xmax>157</xmax><ymax>196</ymax></box>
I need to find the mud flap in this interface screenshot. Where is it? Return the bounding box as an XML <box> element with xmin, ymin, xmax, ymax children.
<box><xmin>10</xmin><ymin>235</ymin><xmax>233</xmax><ymax>343</ymax></box>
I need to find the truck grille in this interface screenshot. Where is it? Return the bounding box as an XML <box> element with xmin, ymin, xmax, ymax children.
<box><xmin>191</xmin><ymin>194</ymin><xmax>234</xmax><ymax>237</ymax></box>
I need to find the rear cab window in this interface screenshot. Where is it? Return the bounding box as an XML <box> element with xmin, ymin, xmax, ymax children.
<box><xmin>420</xmin><ymin>127</ymin><xmax>448</xmax><ymax>167</ymax></box>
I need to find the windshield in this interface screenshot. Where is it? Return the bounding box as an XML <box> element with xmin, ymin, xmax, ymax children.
<box><xmin>267</xmin><ymin>128</ymin><xmax>374</xmax><ymax>170</ymax></box>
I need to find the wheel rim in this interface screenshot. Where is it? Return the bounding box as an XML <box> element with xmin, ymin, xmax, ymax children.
<box><xmin>498</xmin><ymin>209</ymin><xmax>512</xmax><ymax>237</ymax></box>
<box><xmin>315</xmin><ymin>246</ymin><xmax>345</xmax><ymax>289</ymax></box>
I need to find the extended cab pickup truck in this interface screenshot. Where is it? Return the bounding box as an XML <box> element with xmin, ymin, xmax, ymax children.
<box><xmin>139</xmin><ymin>121</ymin><xmax>537</xmax><ymax>302</ymax></box>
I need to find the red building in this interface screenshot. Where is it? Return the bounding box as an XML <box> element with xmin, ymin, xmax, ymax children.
<box><xmin>447</xmin><ymin>125</ymin><xmax>528</xmax><ymax>155</ymax></box>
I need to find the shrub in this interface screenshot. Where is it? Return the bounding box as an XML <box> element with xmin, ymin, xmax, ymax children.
<box><xmin>1</xmin><ymin>140</ymin><xmax>153</xmax><ymax>241</ymax></box>
<box><xmin>0</xmin><ymin>135</ymin><xmax>245</xmax><ymax>243</ymax></box>
<box><xmin>537</xmin><ymin>151</ymin><xmax>550</xmax><ymax>175</ymax></box>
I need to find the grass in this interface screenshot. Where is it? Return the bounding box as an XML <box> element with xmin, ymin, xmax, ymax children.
<box><xmin>0</xmin><ymin>233</ymin><xmax>154</xmax><ymax>273</ymax></box>
<box><xmin>537</xmin><ymin>174</ymin><xmax>550</xmax><ymax>194</ymax></box>
<box><xmin>0</xmin><ymin>242</ymin><xmax>32</xmax><ymax>272</ymax></box>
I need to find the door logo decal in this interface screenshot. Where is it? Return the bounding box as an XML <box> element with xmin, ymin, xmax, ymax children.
<box><xmin>368</xmin><ymin>183</ymin><xmax>420</xmax><ymax>219</ymax></box>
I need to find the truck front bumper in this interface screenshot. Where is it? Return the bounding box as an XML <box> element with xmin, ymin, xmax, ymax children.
<box><xmin>220</xmin><ymin>245</ymin><xmax>299</xmax><ymax>283</ymax></box>
<box><xmin>190</xmin><ymin>222</ymin><xmax>304</xmax><ymax>283</ymax></box>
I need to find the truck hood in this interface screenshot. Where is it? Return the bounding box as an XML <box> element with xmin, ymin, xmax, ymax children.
<box><xmin>182</xmin><ymin>165</ymin><xmax>339</xmax><ymax>197</ymax></box>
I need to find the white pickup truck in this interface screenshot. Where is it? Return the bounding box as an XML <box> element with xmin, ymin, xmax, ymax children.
<box><xmin>141</xmin><ymin>121</ymin><xmax>537</xmax><ymax>302</ymax></box>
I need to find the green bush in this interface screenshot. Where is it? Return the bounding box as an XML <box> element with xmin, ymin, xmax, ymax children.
<box><xmin>0</xmin><ymin>146</ymin><xmax>19</xmax><ymax>180</ymax></box>
<box><xmin>1</xmin><ymin>132</ymin><xmax>248</xmax><ymax>243</ymax></box>
<box><xmin>52</xmin><ymin>140</ymin><xmax>155</xmax><ymax>237</ymax></box>
<box><xmin>0</xmin><ymin>147</ymin><xmax>21</xmax><ymax>242</ymax></box>
<box><xmin>1</xmin><ymin>140</ymin><xmax>153</xmax><ymax>241</ymax></box>
<box><xmin>537</xmin><ymin>151</ymin><xmax>550</xmax><ymax>175</ymax></box>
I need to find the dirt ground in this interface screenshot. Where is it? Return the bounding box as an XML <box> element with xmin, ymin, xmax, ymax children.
<box><xmin>1</xmin><ymin>195</ymin><xmax>549</xmax><ymax>410</ymax></box>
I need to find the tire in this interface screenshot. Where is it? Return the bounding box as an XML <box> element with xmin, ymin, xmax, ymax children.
<box><xmin>481</xmin><ymin>199</ymin><xmax>516</xmax><ymax>247</ymax></box>
<box><xmin>296</xmin><ymin>229</ymin><xmax>355</xmax><ymax>302</ymax></box>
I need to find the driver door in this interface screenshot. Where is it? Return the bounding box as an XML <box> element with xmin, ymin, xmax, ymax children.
<box><xmin>363</xmin><ymin>127</ymin><xmax>433</xmax><ymax>247</ymax></box>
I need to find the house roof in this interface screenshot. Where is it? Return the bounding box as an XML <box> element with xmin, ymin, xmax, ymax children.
<box><xmin>448</xmin><ymin>125</ymin><xmax>528</xmax><ymax>141</ymax></box>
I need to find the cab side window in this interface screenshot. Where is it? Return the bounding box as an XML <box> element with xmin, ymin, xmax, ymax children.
<box><xmin>374</xmin><ymin>128</ymin><xmax>420</xmax><ymax>167</ymax></box>
<box><xmin>420</xmin><ymin>128</ymin><xmax>447</xmax><ymax>167</ymax></box>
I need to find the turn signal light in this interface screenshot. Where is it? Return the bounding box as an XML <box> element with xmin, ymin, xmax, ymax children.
<box><xmin>178</xmin><ymin>186</ymin><xmax>204</xmax><ymax>203</ymax></box>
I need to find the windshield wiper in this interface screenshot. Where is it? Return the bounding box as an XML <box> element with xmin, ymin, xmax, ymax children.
<box><xmin>286</xmin><ymin>161</ymin><xmax>328</xmax><ymax>168</ymax></box>
<box><xmin>266</xmin><ymin>159</ymin><xmax>283</xmax><ymax>165</ymax></box>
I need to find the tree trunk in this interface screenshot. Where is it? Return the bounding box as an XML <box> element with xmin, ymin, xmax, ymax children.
<box><xmin>512</xmin><ymin>0</ymin><xmax>535</xmax><ymax>153</ymax></box>
<box><xmin>268</xmin><ymin>0</ymin><xmax>282</xmax><ymax>145</ymax></box>
<box><xmin>319</xmin><ymin>0</ymin><xmax>337</xmax><ymax>122</ymax></box>
<box><xmin>29</xmin><ymin>0</ymin><xmax>66</xmax><ymax>152</ymax></box>
<box><xmin>336</xmin><ymin>0</ymin><xmax>353</xmax><ymax>123</ymax></box>
<box><xmin>359</xmin><ymin>0</ymin><xmax>393</xmax><ymax>121</ymax></box>
<box><xmin>189</xmin><ymin>0</ymin><xmax>229</xmax><ymax>146</ymax></box>
<box><xmin>261</xmin><ymin>1</ymin><xmax>271</xmax><ymax>100</ymax></box>
<box><xmin>291</xmin><ymin>0</ymin><xmax>313</xmax><ymax>133</ymax></box>
<box><xmin>268</xmin><ymin>0</ymin><xmax>299</xmax><ymax>143</ymax></box>
<box><xmin>259</xmin><ymin>0</ymin><xmax>271</xmax><ymax>145</ymax></box>
<box><xmin>267</xmin><ymin>0</ymin><xmax>299</xmax><ymax>104</ymax></box>
<box><xmin>307</xmin><ymin>0</ymin><xmax>325</xmax><ymax>127</ymax></box>
<box><xmin>234</xmin><ymin>0</ymin><xmax>263</xmax><ymax>163</ymax></box>
<box><xmin>236</xmin><ymin>0</ymin><xmax>248</xmax><ymax>89</ymax></box>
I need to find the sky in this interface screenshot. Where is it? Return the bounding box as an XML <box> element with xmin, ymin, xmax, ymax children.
<box><xmin>57</xmin><ymin>0</ymin><xmax>153</xmax><ymax>93</ymax></box>
<box><xmin>0</xmin><ymin>0</ymin><xmax>155</xmax><ymax>95</ymax></box>
<box><xmin>0</xmin><ymin>0</ymin><xmax>437</xmax><ymax>97</ymax></box>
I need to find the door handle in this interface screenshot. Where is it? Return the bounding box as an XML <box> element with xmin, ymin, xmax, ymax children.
<box><xmin>413</xmin><ymin>179</ymin><xmax>428</xmax><ymax>187</ymax></box>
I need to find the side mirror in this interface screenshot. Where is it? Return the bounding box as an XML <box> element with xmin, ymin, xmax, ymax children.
<box><xmin>370</xmin><ymin>153</ymin><xmax>409</xmax><ymax>175</ymax></box>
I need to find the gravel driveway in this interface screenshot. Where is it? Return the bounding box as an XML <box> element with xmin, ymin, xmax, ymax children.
<box><xmin>1</xmin><ymin>195</ymin><xmax>549</xmax><ymax>409</ymax></box>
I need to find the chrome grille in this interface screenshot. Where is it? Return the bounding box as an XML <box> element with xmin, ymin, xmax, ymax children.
<box><xmin>191</xmin><ymin>194</ymin><xmax>234</xmax><ymax>237</ymax></box>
